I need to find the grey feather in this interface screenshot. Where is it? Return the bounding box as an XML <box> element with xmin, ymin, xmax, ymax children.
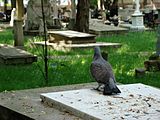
<box><xmin>90</xmin><ymin>46</ymin><xmax>121</xmax><ymax>95</ymax></box>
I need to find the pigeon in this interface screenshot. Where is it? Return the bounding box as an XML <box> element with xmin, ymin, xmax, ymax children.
<box><xmin>90</xmin><ymin>46</ymin><xmax>121</xmax><ymax>95</ymax></box>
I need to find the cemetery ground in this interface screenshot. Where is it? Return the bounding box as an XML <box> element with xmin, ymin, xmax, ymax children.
<box><xmin>0</xmin><ymin>28</ymin><xmax>160</xmax><ymax>92</ymax></box>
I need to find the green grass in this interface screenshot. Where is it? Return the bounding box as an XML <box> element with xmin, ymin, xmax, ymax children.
<box><xmin>0</xmin><ymin>29</ymin><xmax>159</xmax><ymax>92</ymax></box>
<box><xmin>97</xmin><ymin>31</ymin><xmax>160</xmax><ymax>87</ymax></box>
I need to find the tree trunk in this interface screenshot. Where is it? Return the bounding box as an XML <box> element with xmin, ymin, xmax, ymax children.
<box><xmin>71</xmin><ymin>0</ymin><xmax>76</xmax><ymax>19</ymax></box>
<box><xmin>142</xmin><ymin>0</ymin><xmax>147</xmax><ymax>9</ymax></box>
<box><xmin>104</xmin><ymin>0</ymin><xmax>111</xmax><ymax>10</ymax></box>
<box><xmin>121</xmin><ymin>0</ymin><xmax>124</xmax><ymax>9</ymax></box>
<box><xmin>110</xmin><ymin>0</ymin><xmax>118</xmax><ymax>17</ymax></box>
<box><xmin>4</xmin><ymin>0</ymin><xmax>7</xmax><ymax>14</ymax></box>
<box><xmin>75</xmin><ymin>0</ymin><xmax>89</xmax><ymax>33</ymax></box>
<box><xmin>100</xmin><ymin>0</ymin><xmax>104</xmax><ymax>10</ymax></box>
<box><xmin>16</xmin><ymin>0</ymin><xmax>24</xmax><ymax>20</ymax></box>
<box><xmin>11</xmin><ymin>0</ymin><xmax>16</xmax><ymax>9</ymax></box>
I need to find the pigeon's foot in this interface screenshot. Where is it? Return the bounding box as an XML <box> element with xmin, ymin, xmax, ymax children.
<box><xmin>91</xmin><ymin>87</ymin><xmax>103</xmax><ymax>92</ymax></box>
<box><xmin>92</xmin><ymin>87</ymin><xmax>101</xmax><ymax>91</ymax></box>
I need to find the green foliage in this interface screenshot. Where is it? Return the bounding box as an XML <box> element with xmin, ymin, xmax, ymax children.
<box><xmin>90</xmin><ymin>0</ymin><xmax>97</xmax><ymax>9</ymax></box>
<box><xmin>0</xmin><ymin>29</ymin><xmax>13</xmax><ymax>44</ymax></box>
<box><xmin>0</xmin><ymin>29</ymin><xmax>160</xmax><ymax>92</ymax></box>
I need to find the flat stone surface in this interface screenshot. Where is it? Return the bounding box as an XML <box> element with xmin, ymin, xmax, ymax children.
<box><xmin>41</xmin><ymin>84</ymin><xmax>160</xmax><ymax>120</ymax></box>
<box><xmin>34</xmin><ymin>41</ymin><xmax>121</xmax><ymax>51</ymax></box>
<box><xmin>89</xmin><ymin>19</ymin><xmax>128</xmax><ymax>36</ymax></box>
<box><xmin>48</xmin><ymin>30</ymin><xmax>96</xmax><ymax>44</ymax></box>
<box><xmin>0</xmin><ymin>44</ymin><xmax>34</xmax><ymax>57</ymax></box>
<box><xmin>48</xmin><ymin>30</ymin><xmax>96</xmax><ymax>38</ymax></box>
<box><xmin>89</xmin><ymin>23</ymin><xmax>127</xmax><ymax>32</ymax></box>
<box><xmin>0</xmin><ymin>82</ymin><xmax>97</xmax><ymax>120</ymax></box>
<box><xmin>119</xmin><ymin>23</ymin><xmax>132</xmax><ymax>29</ymax></box>
<box><xmin>0</xmin><ymin>44</ymin><xmax>37</xmax><ymax>64</ymax></box>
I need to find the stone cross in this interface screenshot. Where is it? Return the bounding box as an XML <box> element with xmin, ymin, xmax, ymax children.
<box><xmin>134</xmin><ymin>0</ymin><xmax>141</xmax><ymax>15</ymax></box>
<box><xmin>131</xmin><ymin>0</ymin><xmax>145</xmax><ymax>29</ymax></box>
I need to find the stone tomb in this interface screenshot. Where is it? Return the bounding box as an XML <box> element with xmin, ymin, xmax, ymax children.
<box><xmin>0</xmin><ymin>44</ymin><xmax>37</xmax><ymax>64</ymax></box>
<box><xmin>48</xmin><ymin>30</ymin><xmax>96</xmax><ymax>44</ymax></box>
<box><xmin>34</xmin><ymin>30</ymin><xmax>121</xmax><ymax>51</ymax></box>
<box><xmin>89</xmin><ymin>19</ymin><xmax>128</xmax><ymax>37</ymax></box>
<box><xmin>41</xmin><ymin>83</ymin><xmax>160</xmax><ymax>120</ymax></box>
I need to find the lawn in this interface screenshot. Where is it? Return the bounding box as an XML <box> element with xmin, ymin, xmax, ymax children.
<box><xmin>0</xmin><ymin>29</ymin><xmax>159</xmax><ymax>92</ymax></box>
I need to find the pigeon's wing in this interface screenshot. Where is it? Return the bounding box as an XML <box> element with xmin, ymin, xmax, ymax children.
<box><xmin>104</xmin><ymin>61</ymin><xmax>116</xmax><ymax>82</ymax></box>
<box><xmin>90</xmin><ymin>61</ymin><xmax>110</xmax><ymax>84</ymax></box>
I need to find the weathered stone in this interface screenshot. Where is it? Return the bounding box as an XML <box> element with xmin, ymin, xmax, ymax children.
<box><xmin>24</xmin><ymin>0</ymin><xmax>61</xmax><ymax>31</ymax></box>
<box><xmin>144</xmin><ymin>60</ymin><xmax>160</xmax><ymax>71</ymax></box>
<box><xmin>89</xmin><ymin>19</ymin><xmax>128</xmax><ymax>37</ymax></box>
<box><xmin>135</xmin><ymin>68</ymin><xmax>146</xmax><ymax>77</ymax></box>
<box><xmin>0</xmin><ymin>105</ymin><xmax>34</xmax><ymax>120</ymax></box>
<box><xmin>13</xmin><ymin>20</ymin><xmax>24</xmax><ymax>47</ymax></box>
<box><xmin>34</xmin><ymin>41</ymin><xmax>122</xmax><ymax>52</ymax></box>
<box><xmin>131</xmin><ymin>0</ymin><xmax>145</xmax><ymax>30</ymax></box>
<box><xmin>0</xmin><ymin>44</ymin><xmax>37</xmax><ymax>64</ymax></box>
<box><xmin>40</xmin><ymin>84</ymin><xmax>160</xmax><ymax>120</ymax></box>
<box><xmin>0</xmin><ymin>83</ymin><xmax>97</xmax><ymax>120</ymax></box>
<box><xmin>149</xmin><ymin>54</ymin><xmax>160</xmax><ymax>60</ymax></box>
<box><xmin>48</xmin><ymin>30</ymin><xmax>96</xmax><ymax>44</ymax></box>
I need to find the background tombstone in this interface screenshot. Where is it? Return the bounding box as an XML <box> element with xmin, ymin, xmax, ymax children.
<box><xmin>131</xmin><ymin>0</ymin><xmax>145</xmax><ymax>30</ymax></box>
<box><xmin>50</xmin><ymin>0</ymin><xmax>62</xmax><ymax>28</ymax></box>
<box><xmin>50</xmin><ymin>0</ymin><xmax>58</xmax><ymax>19</ymax></box>
<box><xmin>24</xmin><ymin>0</ymin><xmax>61</xmax><ymax>32</ymax></box>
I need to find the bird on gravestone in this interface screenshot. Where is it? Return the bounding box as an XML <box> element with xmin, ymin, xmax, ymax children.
<box><xmin>90</xmin><ymin>46</ymin><xmax>121</xmax><ymax>95</ymax></box>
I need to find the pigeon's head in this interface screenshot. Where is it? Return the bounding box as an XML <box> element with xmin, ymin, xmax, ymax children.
<box><xmin>94</xmin><ymin>46</ymin><xmax>101</xmax><ymax>53</ymax></box>
<box><xmin>93</xmin><ymin>46</ymin><xmax>102</xmax><ymax>59</ymax></box>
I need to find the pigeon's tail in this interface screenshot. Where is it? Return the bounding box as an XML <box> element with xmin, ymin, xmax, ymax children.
<box><xmin>112</xmin><ymin>86</ymin><xmax>121</xmax><ymax>93</ymax></box>
<box><xmin>103</xmin><ymin>78</ymin><xmax>121</xmax><ymax>95</ymax></box>
<box><xmin>103</xmin><ymin>84</ymin><xmax>121</xmax><ymax>95</ymax></box>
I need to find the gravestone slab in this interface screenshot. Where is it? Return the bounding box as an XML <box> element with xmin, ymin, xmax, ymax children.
<box><xmin>34</xmin><ymin>41</ymin><xmax>121</xmax><ymax>51</ymax></box>
<box><xmin>0</xmin><ymin>44</ymin><xmax>37</xmax><ymax>64</ymax></box>
<box><xmin>89</xmin><ymin>19</ymin><xmax>128</xmax><ymax>37</ymax></box>
<box><xmin>41</xmin><ymin>83</ymin><xmax>160</xmax><ymax>120</ymax></box>
<box><xmin>131</xmin><ymin>0</ymin><xmax>145</xmax><ymax>30</ymax></box>
<box><xmin>131</xmin><ymin>14</ymin><xmax>145</xmax><ymax>30</ymax></box>
<box><xmin>48</xmin><ymin>30</ymin><xmax>96</xmax><ymax>44</ymax></box>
